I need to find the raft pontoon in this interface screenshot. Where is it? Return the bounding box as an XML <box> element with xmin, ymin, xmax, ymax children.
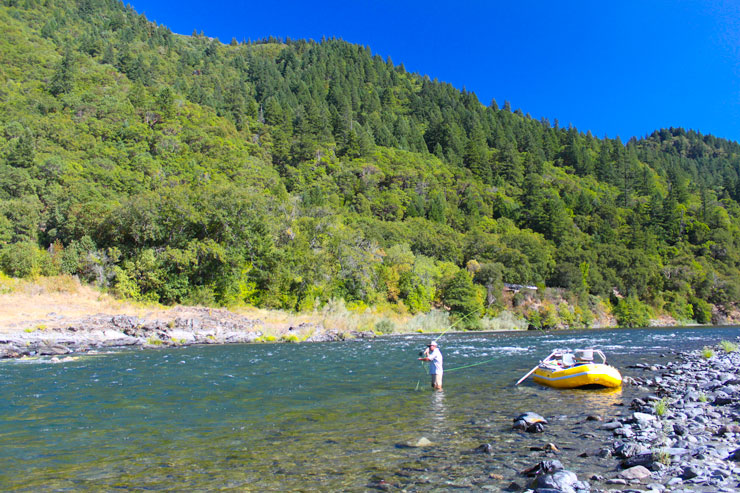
<box><xmin>529</xmin><ymin>349</ymin><xmax>622</xmax><ymax>389</ymax></box>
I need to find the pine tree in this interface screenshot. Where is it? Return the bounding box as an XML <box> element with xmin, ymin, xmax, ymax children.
<box><xmin>49</xmin><ymin>48</ymin><xmax>75</xmax><ymax>96</ymax></box>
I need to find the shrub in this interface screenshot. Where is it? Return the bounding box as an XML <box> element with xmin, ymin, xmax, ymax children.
<box><xmin>701</xmin><ymin>346</ymin><xmax>714</xmax><ymax>359</ymax></box>
<box><xmin>690</xmin><ymin>297</ymin><xmax>712</xmax><ymax>324</ymax></box>
<box><xmin>406</xmin><ymin>310</ymin><xmax>449</xmax><ymax>333</ymax></box>
<box><xmin>0</xmin><ymin>242</ymin><xmax>56</xmax><ymax>278</ymax></box>
<box><xmin>613</xmin><ymin>296</ymin><xmax>652</xmax><ymax>328</ymax></box>
<box><xmin>719</xmin><ymin>340</ymin><xmax>738</xmax><ymax>353</ymax></box>
<box><xmin>653</xmin><ymin>449</ymin><xmax>671</xmax><ymax>466</ymax></box>
<box><xmin>375</xmin><ymin>318</ymin><xmax>395</xmax><ymax>334</ymax></box>
<box><xmin>654</xmin><ymin>397</ymin><xmax>668</xmax><ymax>417</ymax></box>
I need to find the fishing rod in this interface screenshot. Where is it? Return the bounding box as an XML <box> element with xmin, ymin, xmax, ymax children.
<box><xmin>434</xmin><ymin>305</ymin><xmax>486</xmax><ymax>342</ymax></box>
<box><xmin>413</xmin><ymin>305</ymin><xmax>488</xmax><ymax>389</ymax></box>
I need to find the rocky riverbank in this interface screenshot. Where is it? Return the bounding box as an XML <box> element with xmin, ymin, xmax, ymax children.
<box><xmin>516</xmin><ymin>340</ymin><xmax>740</xmax><ymax>493</ymax></box>
<box><xmin>0</xmin><ymin>306</ymin><xmax>375</xmax><ymax>359</ymax></box>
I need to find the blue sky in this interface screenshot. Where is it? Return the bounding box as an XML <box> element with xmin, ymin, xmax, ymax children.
<box><xmin>129</xmin><ymin>0</ymin><xmax>740</xmax><ymax>142</ymax></box>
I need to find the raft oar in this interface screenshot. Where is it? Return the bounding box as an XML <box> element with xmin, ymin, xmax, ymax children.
<box><xmin>515</xmin><ymin>350</ymin><xmax>557</xmax><ymax>385</ymax></box>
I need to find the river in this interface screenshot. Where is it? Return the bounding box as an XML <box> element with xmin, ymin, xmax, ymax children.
<box><xmin>1</xmin><ymin>326</ymin><xmax>738</xmax><ymax>490</ymax></box>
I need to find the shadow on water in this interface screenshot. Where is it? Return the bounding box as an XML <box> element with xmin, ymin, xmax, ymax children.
<box><xmin>0</xmin><ymin>326</ymin><xmax>738</xmax><ymax>490</ymax></box>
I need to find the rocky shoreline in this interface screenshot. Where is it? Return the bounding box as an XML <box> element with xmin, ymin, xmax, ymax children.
<box><xmin>0</xmin><ymin>306</ymin><xmax>375</xmax><ymax>359</ymax></box>
<box><xmin>516</xmin><ymin>340</ymin><xmax>740</xmax><ymax>493</ymax></box>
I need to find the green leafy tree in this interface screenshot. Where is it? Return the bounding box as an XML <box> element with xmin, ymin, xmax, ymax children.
<box><xmin>444</xmin><ymin>269</ymin><xmax>481</xmax><ymax>328</ymax></box>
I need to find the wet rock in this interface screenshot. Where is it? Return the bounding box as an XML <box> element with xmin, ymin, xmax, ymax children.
<box><xmin>475</xmin><ymin>443</ymin><xmax>493</xmax><ymax>454</ymax></box>
<box><xmin>399</xmin><ymin>437</ymin><xmax>432</xmax><ymax>448</ymax></box>
<box><xmin>521</xmin><ymin>460</ymin><xmax>563</xmax><ymax>477</ymax></box>
<box><xmin>513</xmin><ymin>412</ymin><xmax>547</xmax><ymax>433</ymax></box>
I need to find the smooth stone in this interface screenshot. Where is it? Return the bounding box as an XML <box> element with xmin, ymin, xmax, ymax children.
<box><xmin>619</xmin><ymin>465</ymin><xmax>652</xmax><ymax>481</ymax></box>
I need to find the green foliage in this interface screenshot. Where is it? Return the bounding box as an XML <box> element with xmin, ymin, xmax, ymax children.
<box><xmin>612</xmin><ymin>295</ymin><xmax>652</xmax><ymax>328</ymax></box>
<box><xmin>719</xmin><ymin>340</ymin><xmax>738</xmax><ymax>353</ymax></box>
<box><xmin>701</xmin><ymin>346</ymin><xmax>714</xmax><ymax>359</ymax></box>
<box><xmin>444</xmin><ymin>269</ymin><xmax>482</xmax><ymax>329</ymax></box>
<box><xmin>374</xmin><ymin>319</ymin><xmax>395</xmax><ymax>334</ymax></box>
<box><xmin>654</xmin><ymin>397</ymin><xmax>668</xmax><ymax>417</ymax></box>
<box><xmin>0</xmin><ymin>242</ymin><xmax>56</xmax><ymax>278</ymax></box>
<box><xmin>0</xmin><ymin>0</ymin><xmax>739</xmax><ymax>323</ymax></box>
<box><xmin>690</xmin><ymin>297</ymin><xmax>712</xmax><ymax>324</ymax></box>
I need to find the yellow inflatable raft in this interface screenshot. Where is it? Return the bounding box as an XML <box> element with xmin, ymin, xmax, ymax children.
<box><xmin>529</xmin><ymin>349</ymin><xmax>622</xmax><ymax>389</ymax></box>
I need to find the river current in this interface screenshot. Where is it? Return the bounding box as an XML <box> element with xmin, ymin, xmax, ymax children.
<box><xmin>1</xmin><ymin>326</ymin><xmax>738</xmax><ymax>491</ymax></box>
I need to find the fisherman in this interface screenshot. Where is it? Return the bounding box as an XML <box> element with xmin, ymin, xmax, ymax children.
<box><xmin>418</xmin><ymin>340</ymin><xmax>443</xmax><ymax>390</ymax></box>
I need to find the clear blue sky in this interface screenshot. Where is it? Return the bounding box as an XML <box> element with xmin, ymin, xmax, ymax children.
<box><xmin>129</xmin><ymin>0</ymin><xmax>740</xmax><ymax>142</ymax></box>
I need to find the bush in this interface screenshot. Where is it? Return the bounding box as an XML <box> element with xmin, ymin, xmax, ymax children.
<box><xmin>374</xmin><ymin>318</ymin><xmax>395</xmax><ymax>334</ymax></box>
<box><xmin>613</xmin><ymin>296</ymin><xmax>652</xmax><ymax>328</ymax></box>
<box><xmin>690</xmin><ymin>297</ymin><xmax>712</xmax><ymax>324</ymax></box>
<box><xmin>719</xmin><ymin>340</ymin><xmax>738</xmax><ymax>353</ymax></box>
<box><xmin>0</xmin><ymin>242</ymin><xmax>57</xmax><ymax>278</ymax></box>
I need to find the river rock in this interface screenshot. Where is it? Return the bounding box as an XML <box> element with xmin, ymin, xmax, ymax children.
<box><xmin>521</xmin><ymin>459</ymin><xmax>564</xmax><ymax>477</ymax></box>
<box><xmin>621</xmin><ymin>452</ymin><xmax>655</xmax><ymax>470</ymax></box>
<box><xmin>475</xmin><ymin>443</ymin><xmax>493</xmax><ymax>454</ymax></box>
<box><xmin>614</xmin><ymin>442</ymin><xmax>649</xmax><ymax>458</ymax></box>
<box><xmin>37</xmin><ymin>344</ymin><xmax>70</xmax><ymax>355</ymax></box>
<box><xmin>619</xmin><ymin>465</ymin><xmax>652</xmax><ymax>481</ymax></box>
<box><xmin>727</xmin><ymin>447</ymin><xmax>740</xmax><ymax>461</ymax></box>
<box><xmin>680</xmin><ymin>465</ymin><xmax>701</xmax><ymax>480</ymax></box>
<box><xmin>405</xmin><ymin>437</ymin><xmax>432</xmax><ymax>448</ymax></box>
<box><xmin>532</xmin><ymin>469</ymin><xmax>585</xmax><ymax>493</ymax></box>
<box><xmin>513</xmin><ymin>412</ymin><xmax>547</xmax><ymax>433</ymax></box>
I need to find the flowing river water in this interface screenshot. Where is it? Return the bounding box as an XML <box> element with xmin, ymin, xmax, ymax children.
<box><xmin>1</xmin><ymin>326</ymin><xmax>739</xmax><ymax>491</ymax></box>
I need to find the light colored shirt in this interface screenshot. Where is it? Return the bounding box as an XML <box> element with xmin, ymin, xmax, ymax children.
<box><xmin>428</xmin><ymin>347</ymin><xmax>443</xmax><ymax>375</ymax></box>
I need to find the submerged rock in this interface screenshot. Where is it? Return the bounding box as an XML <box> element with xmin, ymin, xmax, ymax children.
<box><xmin>397</xmin><ymin>437</ymin><xmax>433</xmax><ymax>448</ymax></box>
<box><xmin>475</xmin><ymin>443</ymin><xmax>493</xmax><ymax>454</ymax></box>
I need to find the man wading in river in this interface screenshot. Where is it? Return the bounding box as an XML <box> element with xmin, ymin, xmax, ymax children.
<box><xmin>418</xmin><ymin>340</ymin><xmax>443</xmax><ymax>390</ymax></box>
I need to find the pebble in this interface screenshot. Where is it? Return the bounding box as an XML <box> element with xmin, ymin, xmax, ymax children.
<box><xmin>593</xmin><ymin>344</ymin><xmax>740</xmax><ymax>491</ymax></box>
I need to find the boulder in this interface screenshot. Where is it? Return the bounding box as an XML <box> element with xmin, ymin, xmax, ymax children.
<box><xmin>532</xmin><ymin>470</ymin><xmax>582</xmax><ymax>493</ymax></box>
<box><xmin>619</xmin><ymin>465</ymin><xmax>652</xmax><ymax>481</ymax></box>
<box><xmin>513</xmin><ymin>412</ymin><xmax>548</xmax><ymax>433</ymax></box>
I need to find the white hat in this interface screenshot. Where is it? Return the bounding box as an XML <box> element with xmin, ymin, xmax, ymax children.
<box><xmin>428</xmin><ymin>340</ymin><xmax>438</xmax><ymax>347</ymax></box>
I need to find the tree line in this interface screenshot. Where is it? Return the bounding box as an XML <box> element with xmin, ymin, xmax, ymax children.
<box><xmin>0</xmin><ymin>0</ymin><xmax>738</xmax><ymax>327</ymax></box>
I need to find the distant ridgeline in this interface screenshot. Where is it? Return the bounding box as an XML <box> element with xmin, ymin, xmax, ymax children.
<box><xmin>1</xmin><ymin>0</ymin><xmax>739</xmax><ymax>328</ymax></box>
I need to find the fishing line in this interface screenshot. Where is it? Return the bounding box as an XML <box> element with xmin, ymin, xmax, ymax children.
<box><xmin>413</xmin><ymin>305</ymin><xmax>488</xmax><ymax>388</ymax></box>
<box><xmin>434</xmin><ymin>305</ymin><xmax>485</xmax><ymax>342</ymax></box>
<box><xmin>415</xmin><ymin>360</ymin><xmax>428</xmax><ymax>390</ymax></box>
<box><xmin>444</xmin><ymin>356</ymin><xmax>499</xmax><ymax>373</ymax></box>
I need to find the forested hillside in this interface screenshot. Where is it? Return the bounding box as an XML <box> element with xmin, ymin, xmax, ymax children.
<box><xmin>2</xmin><ymin>0</ymin><xmax>740</xmax><ymax>328</ymax></box>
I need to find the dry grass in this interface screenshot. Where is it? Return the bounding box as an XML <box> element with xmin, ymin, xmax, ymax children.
<box><xmin>0</xmin><ymin>275</ymin><xmax>168</xmax><ymax>333</ymax></box>
<box><xmin>0</xmin><ymin>275</ymin><xmax>521</xmax><ymax>338</ymax></box>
